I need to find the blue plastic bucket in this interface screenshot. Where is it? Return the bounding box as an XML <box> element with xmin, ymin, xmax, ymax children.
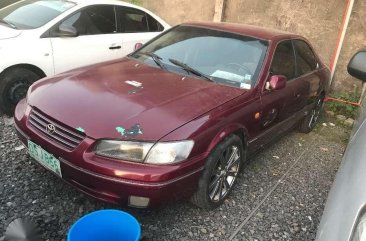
<box><xmin>67</xmin><ymin>210</ymin><xmax>141</xmax><ymax>241</ymax></box>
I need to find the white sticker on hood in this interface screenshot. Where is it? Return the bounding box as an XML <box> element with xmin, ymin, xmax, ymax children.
<box><xmin>125</xmin><ymin>80</ymin><xmax>142</xmax><ymax>87</ymax></box>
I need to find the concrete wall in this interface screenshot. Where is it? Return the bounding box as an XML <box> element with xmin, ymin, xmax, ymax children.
<box><xmin>1</xmin><ymin>0</ymin><xmax>364</xmax><ymax>95</ymax></box>
<box><xmin>142</xmin><ymin>0</ymin><xmax>365</xmax><ymax>96</ymax></box>
<box><xmin>0</xmin><ymin>0</ymin><xmax>19</xmax><ymax>9</ymax></box>
<box><xmin>333</xmin><ymin>0</ymin><xmax>366</xmax><ymax>95</ymax></box>
<box><xmin>142</xmin><ymin>0</ymin><xmax>216</xmax><ymax>25</ymax></box>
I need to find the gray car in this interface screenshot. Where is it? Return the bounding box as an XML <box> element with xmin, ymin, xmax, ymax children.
<box><xmin>316</xmin><ymin>51</ymin><xmax>366</xmax><ymax>241</ymax></box>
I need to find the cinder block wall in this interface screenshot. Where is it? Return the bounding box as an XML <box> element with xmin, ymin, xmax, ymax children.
<box><xmin>143</xmin><ymin>0</ymin><xmax>366</xmax><ymax>96</ymax></box>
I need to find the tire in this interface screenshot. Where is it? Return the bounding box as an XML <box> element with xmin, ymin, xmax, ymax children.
<box><xmin>191</xmin><ymin>135</ymin><xmax>246</xmax><ymax>209</ymax></box>
<box><xmin>0</xmin><ymin>68</ymin><xmax>41</xmax><ymax>116</ymax></box>
<box><xmin>298</xmin><ymin>94</ymin><xmax>325</xmax><ymax>133</ymax></box>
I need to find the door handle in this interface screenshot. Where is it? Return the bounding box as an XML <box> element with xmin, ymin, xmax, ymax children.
<box><xmin>295</xmin><ymin>93</ymin><xmax>301</xmax><ymax>98</ymax></box>
<box><xmin>109</xmin><ymin>45</ymin><xmax>121</xmax><ymax>50</ymax></box>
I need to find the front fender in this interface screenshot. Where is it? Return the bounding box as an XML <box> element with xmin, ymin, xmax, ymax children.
<box><xmin>159</xmin><ymin>112</ymin><xmax>249</xmax><ymax>162</ymax></box>
<box><xmin>206</xmin><ymin>124</ymin><xmax>248</xmax><ymax>154</ymax></box>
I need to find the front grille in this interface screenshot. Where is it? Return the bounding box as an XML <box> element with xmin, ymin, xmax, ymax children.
<box><xmin>28</xmin><ymin>108</ymin><xmax>85</xmax><ymax>150</ymax></box>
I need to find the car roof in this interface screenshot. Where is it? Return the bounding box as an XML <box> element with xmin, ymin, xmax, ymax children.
<box><xmin>182</xmin><ymin>22</ymin><xmax>301</xmax><ymax>41</ymax></box>
<box><xmin>70</xmin><ymin>0</ymin><xmax>138</xmax><ymax>8</ymax></box>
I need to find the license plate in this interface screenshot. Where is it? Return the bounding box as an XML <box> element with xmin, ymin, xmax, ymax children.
<box><xmin>28</xmin><ymin>140</ymin><xmax>62</xmax><ymax>177</ymax></box>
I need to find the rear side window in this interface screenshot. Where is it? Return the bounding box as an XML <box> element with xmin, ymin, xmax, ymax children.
<box><xmin>117</xmin><ymin>7</ymin><xmax>163</xmax><ymax>33</ymax></box>
<box><xmin>147</xmin><ymin>14</ymin><xmax>163</xmax><ymax>32</ymax></box>
<box><xmin>58</xmin><ymin>5</ymin><xmax>116</xmax><ymax>36</ymax></box>
<box><xmin>294</xmin><ymin>40</ymin><xmax>318</xmax><ymax>76</ymax></box>
<box><xmin>270</xmin><ymin>41</ymin><xmax>296</xmax><ymax>80</ymax></box>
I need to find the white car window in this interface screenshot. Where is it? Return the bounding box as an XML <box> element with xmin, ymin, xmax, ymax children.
<box><xmin>0</xmin><ymin>0</ymin><xmax>76</xmax><ymax>29</ymax></box>
<box><xmin>117</xmin><ymin>7</ymin><xmax>163</xmax><ymax>33</ymax></box>
<box><xmin>58</xmin><ymin>5</ymin><xmax>117</xmax><ymax>36</ymax></box>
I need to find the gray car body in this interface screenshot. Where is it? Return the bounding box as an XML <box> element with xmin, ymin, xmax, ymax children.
<box><xmin>316</xmin><ymin>92</ymin><xmax>366</xmax><ymax>241</ymax></box>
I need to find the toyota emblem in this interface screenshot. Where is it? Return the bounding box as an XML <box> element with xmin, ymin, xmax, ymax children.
<box><xmin>46</xmin><ymin>124</ymin><xmax>56</xmax><ymax>135</ymax></box>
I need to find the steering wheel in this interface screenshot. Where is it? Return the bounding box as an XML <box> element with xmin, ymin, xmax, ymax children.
<box><xmin>224</xmin><ymin>63</ymin><xmax>253</xmax><ymax>76</ymax></box>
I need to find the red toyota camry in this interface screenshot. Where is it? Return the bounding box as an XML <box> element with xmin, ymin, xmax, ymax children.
<box><xmin>14</xmin><ymin>22</ymin><xmax>330</xmax><ymax>209</ymax></box>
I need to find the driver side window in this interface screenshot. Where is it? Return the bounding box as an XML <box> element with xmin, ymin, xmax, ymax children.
<box><xmin>57</xmin><ymin>5</ymin><xmax>116</xmax><ymax>36</ymax></box>
<box><xmin>270</xmin><ymin>41</ymin><xmax>296</xmax><ymax>80</ymax></box>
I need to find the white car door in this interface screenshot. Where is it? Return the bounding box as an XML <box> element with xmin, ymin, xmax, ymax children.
<box><xmin>115</xmin><ymin>6</ymin><xmax>165</xmax><ymax>56</ymax></box>
<box><xmin>50</xmin><ymin>5</ymin><xmax>124</xmax><ymax>74</ymax></box>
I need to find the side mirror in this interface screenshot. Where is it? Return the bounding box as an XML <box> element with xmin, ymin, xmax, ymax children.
<box><xmin>348</xmin><ymin>51</ymin><xmax>366</xmax><ymax>82</ymax></box>
<box><xmin>134</xmin><ymin>43</ymin><xmax>143</xmax><ymax>50</ymax></box>
<box><xmin>57</xmin><ymin>24</ymin><xmax>78</xmax><ymax>37</ymax></box>
<box><xmin>266</xmin><ymin>75</ymin><xmax>287</xmax><ymax>91</ymax></box>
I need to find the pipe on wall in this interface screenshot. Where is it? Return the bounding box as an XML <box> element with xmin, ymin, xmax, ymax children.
<box><xmin>213</xmin><ymin>0</ymin><xmax>226</xmax><ymax>22</ymax></box>
<box><xmin>329</xmin><ymin>0</ymin><xmax>355</xmax><ymax>83</ymax></box>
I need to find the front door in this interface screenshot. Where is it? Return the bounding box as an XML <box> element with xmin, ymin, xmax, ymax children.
<box><xmin>50</xmin><ymin>5</ymin><xmax>124</xmax><ymax>74</ymax></box>
<box><xmin>254</xmin><ymin>40</ymin><xmax>297</xmax><ymax>149</ymax></box>
<box><xmin>261</xmin><ymin>40</ymin><xmax>297</xmax><ymax>128</ymax></box>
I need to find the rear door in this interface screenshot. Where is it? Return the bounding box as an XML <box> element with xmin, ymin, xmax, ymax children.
<box><xmin>50</xmin><ymin>5</ymin><xmax>124</xmax><ymax>74</ymax></box>
<box><xmin>291</xmin><ymin>39</ymin><xmax>321</xmax><ymax>112</ymax></box>
<box><xmin>115</xmin><ymin>6</ymin><xmax>165</xmax><ymax>55</ymax></box>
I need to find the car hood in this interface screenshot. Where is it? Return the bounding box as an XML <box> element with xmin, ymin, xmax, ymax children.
<box><xmin>28</xmin><ymin>58</ymin><xmax>245</xmax><ymax>141</ymax></box>
<box><xmin>0</xmin><ymin>25</ymin><xmax>22</xmax><ymax>40</ymax></box>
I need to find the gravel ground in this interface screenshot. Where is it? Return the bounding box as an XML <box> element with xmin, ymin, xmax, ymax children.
<box><xmin>0</xmin><ymin>115</ymin><xmax>348</xmax><ymax>241</ymax></box>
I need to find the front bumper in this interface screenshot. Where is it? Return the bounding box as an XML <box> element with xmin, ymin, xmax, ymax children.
<box><xmin>14</xmin><ymin>100</ymin><xmax>204</xmax><ymax>208</ymax></box>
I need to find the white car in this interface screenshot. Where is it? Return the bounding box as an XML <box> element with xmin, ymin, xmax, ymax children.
<box><xmin>0</xmin><ymin>0</ymin><xmax>170</xmax><ymax>115</ymax></box>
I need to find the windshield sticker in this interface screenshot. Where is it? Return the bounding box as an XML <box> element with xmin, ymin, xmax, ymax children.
<box><xmin>244</xmin><ymin>74</ymin><xmax>252</xmax><ymax>80</ymax></box>
<box><xmin>76</xmin><ymin>127</ymin><xmax>85</xmax><ymax>133</ymax></box>
<box><xmin>116</xmin><ymin>124</ymin><xmax>143</xmax><ymax>138</ymax></box>
<box><xmin>240</xmin><ymin>83</ymin><xmax>251</xmax><ymax>89</ymax></box>
<box><xmin>125</xmin><ymin>80</ymin><xmax>142</xmax><ymax>88</ymax></box>
<box><xmin>211</xmin><ymin>70</ymin><xmax>245</xmax><ymax>83</ymax></box>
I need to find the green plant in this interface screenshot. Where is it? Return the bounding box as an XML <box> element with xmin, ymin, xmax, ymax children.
<box><xmin>326</xmin><ymin>92</ymin><xmax>360</xmax><ymax>119</ymax></box>
<box><xmin>129</xmin><ymin>0</ymin><xmax>142</xmax><ymax>5</ymax></box>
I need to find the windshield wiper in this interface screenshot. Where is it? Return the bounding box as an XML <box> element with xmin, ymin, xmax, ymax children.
<box><xmin>138</xmin><ymin>52</ymin><xmax>166</xmax><ymax>70</ymax></box>
<box><xmin>168</xmin><ymin>58</ymin><xmax>214</xmax><ymax>82</ymax></box>
<box><xmin>0</xmin><ymin>19</ymin><xmax>17</xmax><ymax>29</ymax></box>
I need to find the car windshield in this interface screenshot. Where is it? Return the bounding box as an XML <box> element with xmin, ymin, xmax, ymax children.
<box><xmin>131</xmin><ymin>25</ymin><xmax>268</xmax><ymax>89</ymax></box>
<box><xmin>0</xmin><ymin>0</ymin><xmax>76</xmax><ymax>29</ymax></box>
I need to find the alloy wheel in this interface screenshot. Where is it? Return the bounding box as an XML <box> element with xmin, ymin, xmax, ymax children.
<box><xmin>308</xmin><ymin>97</ymin><xmax>324</xmax><ymax>128</ymax></box>
<box><xmin>209</xmin><ymin>145</ymin><xmax>241</xmax><ymax>202</ymax></box>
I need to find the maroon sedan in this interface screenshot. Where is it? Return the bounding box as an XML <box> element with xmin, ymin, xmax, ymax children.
<box><xmin>14</xmin><ymin>22</ymin><xmax>330</xmax><ymax>209</ymax></box>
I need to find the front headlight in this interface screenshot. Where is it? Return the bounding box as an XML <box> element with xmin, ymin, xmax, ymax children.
<box><xmin>95</xmin><ymin>140</ymin><xmax>154</xmax><ymax>162</ymax></box>
<box><xmin>94</xmin><ymin>140</ymin><xmax>194</xmax><ymax>164</ymax></box>
<box><xmin>145</xmin><ymin>140</ymin><xmax>194</xmax><ymax>164</ymax></box>
<box><xmin>352</xmin><ymin>210</ymin><xmax>366</xmax><ymax>241</ymax></box>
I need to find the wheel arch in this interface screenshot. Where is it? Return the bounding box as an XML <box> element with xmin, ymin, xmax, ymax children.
<box><xmin>1</xmin><ymin>64</ymin><xmax>47</xmax><ymax>79</ymax></box>
<box><xmin>206</xmin><ymin>124</ymin><xmax>249</xmax><ymax>154</ymax></box>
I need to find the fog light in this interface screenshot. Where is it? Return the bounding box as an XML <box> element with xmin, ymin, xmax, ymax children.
<box><xmin>128</xmin><ymin>196</ymin><xmax>150</xmax><ymax>208</ymax></box>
